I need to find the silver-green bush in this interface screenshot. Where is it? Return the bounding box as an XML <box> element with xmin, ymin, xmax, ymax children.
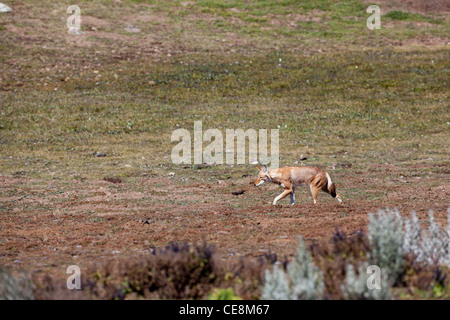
<box><xmin>368</xmin><ymin>208</ymin><xmax>404</xmax><ymax>283</ymax></box>
<box><xmin>0</xmin><ymin>268</ymin><xmax>34</xmax><ymax>300</ymax></box>
<box><xmin>261</xmin><ymin>264</ymin><xmax>290</xmax><ymax>300</ymax></box>
<box><xmin>341</xmin><ymin>263</ymin><xmax>392</xmax><ymax>300</ymax></box>
<box><xmin>262</xmin><ymin>237</ymin><xmax>324</xmax><ymax>300</ymax></box>
<box><xmin>404</xmin><ymin>209</ymin><xmax>450</xmax><ymax>265</ymax></box>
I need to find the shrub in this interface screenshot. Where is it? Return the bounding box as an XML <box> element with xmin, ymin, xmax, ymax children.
<box><xmin>341</xmin><ymin>263</ymin><xmax>392</xmax><ymax>300</ymax></box>
<box><xmin>403</xmin><ymin>211</ymin><xmax>422</xmax><ymax>260</ymax></box>
<box><xmin>228</xmin><ymin>252</ymin><xmax>284</xmax><ymax>300</ymax></box>
<box><xmin>400</xmin><ymin>254</ymin><xmax>449</xmax><ymax>296</ymax></box>
<box><xmin>14</xmin><ymin>208</ymin><xmax>450</xmax><ymax>300</ymax></box>
<box><xmin>261</xmin><ymin>264</ymin><xmax>290</xmax><ymax>300</ymax></box>
<box><xmin>85</xmin><ymin>242</ymin><xmax>222</xmax><ymax>299</ymax></box>
<box><xmin>310</xmin><ymin>228</ymin><xmax>371</xmax><ymax>299</ymax></box>
<box><xmin>404</xmin><ymin>210</ymin><xmax>450</xmax><ymax>266</ymax></box>
<box><xmin>368</xmin><ymin>208</ymin><xmax>404</xmax><ymax>284</ymax></box>
<box><xmin>32</xmin><ymin>273</ymin><xmax>87</xmax><ymax>300</ymax></box>
<box><xmin>0</xmin><ymin>268</ymin><xmax>34</xmax><ymax>300</ymax></box>
<box><xmin>368</xmin><ymin>208</ymin><xmax>450</xmax><ymax>295</ymax></box>
<box><xmin>31</xmin><ymin>242</ymin><xmax>279</xmax><ymax>300</ymax></box>
<box><xmin>262</xmin><ymin>237</ymin><xmax>324</xmax><ymax>300</ymax></box>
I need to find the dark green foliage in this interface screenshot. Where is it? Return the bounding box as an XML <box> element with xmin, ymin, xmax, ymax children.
<box><xmin>385</xmin><ymin>11</ymin><xmax>415</xmax><ymax>20</ymax></box>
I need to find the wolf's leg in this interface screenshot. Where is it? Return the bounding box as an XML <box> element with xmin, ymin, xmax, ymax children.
<box><xmin>273</xmin><ymin>189</ymin><xmax>292</xmax><ymax>205</ymax></box>
<box><xmin>310</xmin><ymin>184</ymin><xmax>320</xmax><ymax>204</ymax></box>
<box><xmin>290</xmin><ymin>188</ymin><xmax>295</xmax><ymax>205</ymax></box>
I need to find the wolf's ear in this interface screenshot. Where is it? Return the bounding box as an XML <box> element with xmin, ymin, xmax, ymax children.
<box><xmin>256</xmin><ymin>165</ymin><xmax>262</xmax><ymax>171</ymax></box>
<box><xmin>263</xmin><ymin>165</ymin><xmax>268</xmax><ymax>172</ymax></box>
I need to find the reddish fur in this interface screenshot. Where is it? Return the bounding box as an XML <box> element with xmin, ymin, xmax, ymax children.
<box><xmin>254</xmin><ymin>165</ymin><xmax>342</xmax><ymax>205</ymax></box>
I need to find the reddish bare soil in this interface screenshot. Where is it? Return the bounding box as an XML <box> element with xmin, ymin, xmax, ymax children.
<box><xmin>1</xmin><ymin>163</ymin><xmax>449</xmax><ymax>276</ymax></box>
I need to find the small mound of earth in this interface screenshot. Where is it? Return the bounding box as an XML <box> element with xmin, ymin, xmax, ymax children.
<box><xmin>103</xmin><ymin>177</ymin><xmax>123</xmax><ymax>184</ymax></box>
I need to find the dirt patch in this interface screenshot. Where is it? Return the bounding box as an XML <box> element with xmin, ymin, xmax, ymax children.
<box><xmin>124</xmin><ymin>14</ymin><xmax>167</xmax><ymax>24</ymax></box>
<box><xmin>82</xmin><ymin>15</ymin><xmax>112</xmax><ymax>29</ymax></box>
<box><xmin>181</xmin><ymin>1</ymin><xmax>196</xmax><ymax>8</ymax></box>
<box><xmin>269</xmin><ymin>11</ymin><xmax>326</xmax><ymax>28</ymax></box>
<box><xmin>399</xmin><ymin>36</ymin><xmax>450</xmax><ymax>46</ymax></box>
<box><xmin>4</xmin><ymin>24</ymin><xmax>25</xmax><ymax>35</ymax></box>
<box><xmin>1</xmin><ymin>163</ymin><xmax>449</xmax><ymax>276</ymax></box>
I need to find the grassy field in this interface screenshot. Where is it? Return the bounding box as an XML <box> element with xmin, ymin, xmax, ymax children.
<box><xmin>0</xmin><ymin>0</ymin><xmax>449</xmax><ymax>180</ymax></box>
<box><xmin>0</xmin><ymin>0</ymin><xmax>449</xmax><ymax>299</ymax></box>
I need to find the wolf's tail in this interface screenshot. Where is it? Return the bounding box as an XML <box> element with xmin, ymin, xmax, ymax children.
<box><xmin>325</xmin><ymin>172</ymin><xmax>337</xmax><ymax>198</ymax></box>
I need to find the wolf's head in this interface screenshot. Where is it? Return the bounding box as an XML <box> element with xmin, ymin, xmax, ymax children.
<box><xmin>254</xmin><ymin>165</ymin><xmax>270</xmax><ymax>186</ymax></box>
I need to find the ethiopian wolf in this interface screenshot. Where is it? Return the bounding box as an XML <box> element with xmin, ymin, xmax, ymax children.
<box><xmin>254</xmin><ymin>165</ymin><xmax>343</xmax><ymax>205</ymax></box>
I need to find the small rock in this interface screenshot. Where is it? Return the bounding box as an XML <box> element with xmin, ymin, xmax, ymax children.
<box><xmin>232</xmin><ymin>190</ymin><xmax>245</xmax><ymax>196</ymax></box>
<box><xmin>124</xmin><ymin>25</ymin><xmax>141</xmax><ymax>33</ymax></box>
<box><xmin>168</xmin><ymin>172</ymin><xmax>175</xmax><ymax>177</ymax></box>
<box><xmin>95</xmin><ymin>152</ymin><xmax>106</xmax><ymax>157</ymax></box>
<box><xmin>0</xmin><ymin>3</ymin><xmax>12</xmax><ymax>13</ymax></box>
